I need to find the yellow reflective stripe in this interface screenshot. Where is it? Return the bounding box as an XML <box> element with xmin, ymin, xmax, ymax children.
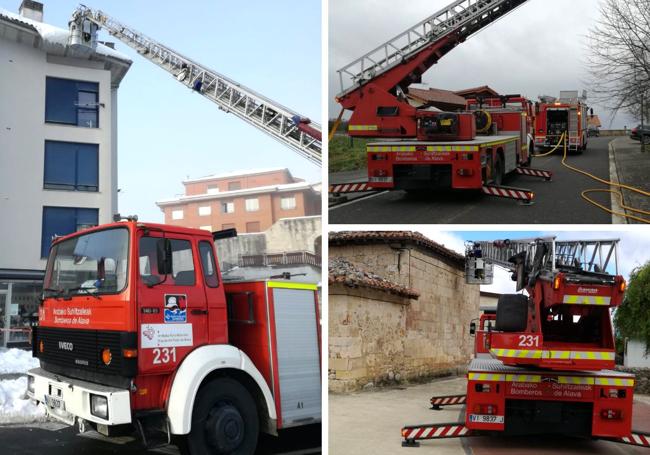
<box><xmin>572</xmin><ymin>351</ymin><xmax>614</xmax><ymax>360</ymax></box>
<box><xmin>563</xmin><ymin>295</ymin><xmax>611</xmax><ymax>305</ymax></box>
<box><xmin>267</xmin><ymin>281</ymin><xmax>318</xmax><ymax>290</ymax></box>
<box><xmin>506</xmin><ymin>374</ymin><xmax>541</xmax><ymax>383</ymax></box>
<box><xmin>545</xmin><ymin>350</ymin><xmax>572</xmax><ymax>359</ymax></box>
<box><xmin>480</xmin><ymin>137</ymin><xmax>519</xmax><ymax>148</ymax></box>
<box><xmin>490</xmin><ymin>349</ymin><xmax>542</xmax><ymax>359</ymax></box>
<box><xmin>595</xmin><ymin>378</ymin><xmax>635</xmax><ymax>387</ymax></box>
<box><xmin>493</xmin><ymin>349</ymin><xmax>613</xmax><ymax>361</ymax></box>
<box><xmin>349</xmin><ymin>125</ymin><xmax>378</xmax><ymax>131</ymax></box>
<box><xmin>468</xmin><ymin>373</ymin><xmax>505</xmax><ymax>381</ymax></box>
<box><xmin>558</xmin><ymin>376</ymin><xmax>595</xmax><ymax>385</ymax></box>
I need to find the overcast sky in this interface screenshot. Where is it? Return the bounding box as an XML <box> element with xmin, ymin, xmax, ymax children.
<box><xmin>328</xmin><ymin>0</ymin><xmax>637</xmax><ymax>129</ymax></box>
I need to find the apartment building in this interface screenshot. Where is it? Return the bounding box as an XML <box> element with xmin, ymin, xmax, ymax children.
<box><xmin>156</xmin><ymin>168</ymin><xmax>321</xmax><ymax>233</ymax></box>
<box><xmin>0</xmin><ymin>1</ymin><xmax>131</xmax><ymax>345</ymax></box>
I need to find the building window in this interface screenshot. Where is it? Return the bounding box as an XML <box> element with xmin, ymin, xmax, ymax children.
<box><xmin>207</xmin><ymin>185</ymin><xmax>220</xmax><ymax>195</ymax></box>
<box><xmin>222</xmin><ymin>223</ymin><xmax>236</xmax><ymax>230</ymax></box>
<box><xmin>246</xmin><ymin>221</ymin><xmax>261</xmax><ymax>233</ymax></box>
<box><xmin>198</xmin><ymin>206</ymin><xmax>212</xmax><ymax>216</ymax></box>
<box><xmin>171</xmin><ymin>209</ymin><xmax>184</xmax><ymax>220</ymax></box>
<box><xmin>245</xmin><ymin>198</ymin><xmax>259</xmax><ymax>212</ymax></box>
<box><xmin>281</xmin><ymin>196</ymin><xmax>297</xmax><ymax>210</ymax></box>
<box><xmin>199</xmin><ymin>226</ymin><xmax>212</xmax><ymax>231</ymax></box>
<box><xmin>45</xmin><ymin>77</ymin><xmax>99</xmax><ymax>128</ymax></box>
<box><xmin>228</xmin><ymin>181</ymin><xmax>241</xmax><ymax>191</ymax></box>
<box><xmin>44</xmin><ymin>141</ymin><xmax>98</xmax><ymax>192</ymax></box>
<box><xmin>41</xmin><ymin>206</ymin><xmax>98</xmax><ymax>257</ymax></box>
<box><xmin>222</xmin><ymin>201</ymin><xmax>235</xmax><ymax>214</ymax></box>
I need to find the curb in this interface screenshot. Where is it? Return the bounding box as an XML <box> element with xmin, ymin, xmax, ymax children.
<box><xmin>608</xmin><ymin>139</ymin><xmax>628</xmax><ymax>224</ymax></box>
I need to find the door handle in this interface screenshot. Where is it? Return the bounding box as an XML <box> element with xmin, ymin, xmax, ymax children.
<box><xmin>191</xmin><ymin>309</ymin><xmax>208</xmax><ymax>315</ymax></box>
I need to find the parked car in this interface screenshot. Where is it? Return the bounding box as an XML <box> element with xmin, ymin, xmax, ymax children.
<box><xmin>631</xmin><ymin>124</ymin><xmax>650</xmax><ymax>141</ymax></box>
<box><xmin>587</xmin><ymin>125</ymin><xmax>600</xmax><ymax>137</ymax></box>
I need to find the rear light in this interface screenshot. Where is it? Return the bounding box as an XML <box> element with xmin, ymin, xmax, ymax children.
<box><xmin>122</xmin><ymin>348</ymin><xmax>138</xmax><ymax>359</ymax></box>
<box><xmin>608</xmin><ymin>388</ymin><xmax>626</xmax><ymax>398</ymax></box>
<box><xmin>101</xmin><ymin>348</ymin><xmax>112</xmax><ymax>366</ymax></box>
<box><xmin>474</xmin><ymin>404</ymin><xmax>497</xmax><ymax>415</ymax></box>
<box><xmin>457</xmin><ymin>168</ymin><xmax>474</xmax><ymax>176</ymax></box>
<box><xmin>460</xmin><ymin>153</ymin><xmax>474</xmax><ymax>161</ymax></box>
<box><xmin>553</xmin><ymin>276</ymin><xmax>561</xmax><ymax>290</ymax></box>
<box><xmin>371</xmin><ymin>153</ymin><xmax>387</xmax><ymax>161</ymax></box>
<box><xmin>619</xmin><ymin>280</ymin><xmax>626</xmax><ymax>293</ymax></box>
<box><xmin>527</xmin><ymin>192</ymin><xmax>535</xmax><ymax>201</ymax></box>
<box><xmin>600</xmin><ymin>409</ymin><xmax>622</xmax><ymax>420</ymax></box>
<box><xmin>39</xmin><ymin>340</ymin><xmax>44</xmax><ymax>353</ymax></box>
<box><xmin>475</xmin><ymin>383</ymin><xmax>491</xmax><ymax>393</ymax></box>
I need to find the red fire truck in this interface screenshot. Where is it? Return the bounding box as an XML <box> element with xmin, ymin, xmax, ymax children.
<box><xmin>26</xmin><ymin>219</ymin><xmax>321</xmax><ymax>454</ymax></box>
<box><xmin>534</xmin><ymin>91</ymin><xmax>591</xmax><ymax>153</ymax></box>
<box><xmin>402</xmin><ymin>237</ymin><xmax>650</xmax><ymax>449</ymax></box>
<box><xmin>329</xmin><ymin>0</ymin><xmax>555</xmax><ymax>203</ymax></box>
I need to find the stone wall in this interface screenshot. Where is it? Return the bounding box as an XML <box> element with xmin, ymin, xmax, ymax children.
<box><xmin>329</xmin><ymin>243</ymin><xmax>480</xmax><ymax>392</ymax></box>
<box><xmin>616</xmin><ymin>367</ymin><xmax>650</xmax><ymax>394</ymax></box>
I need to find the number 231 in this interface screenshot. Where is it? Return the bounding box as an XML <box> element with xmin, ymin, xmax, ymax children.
<box><xmin>518</xmin><ymin>335</ymin><xmax>539</xmax><ymax>347</ymax></box>
<box><xmin>152</xmin><ymin>347</ymin><xmax>177</xmax><ymax>364</ymax></box>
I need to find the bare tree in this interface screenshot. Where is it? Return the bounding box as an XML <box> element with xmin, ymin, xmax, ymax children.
<box><xmin>587</xmin><ymin>0</ymin><xmax>650</xmax><ymax>123</ymax></box>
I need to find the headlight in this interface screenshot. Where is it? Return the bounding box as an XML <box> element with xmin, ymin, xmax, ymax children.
<box><xmin>90</xmin><ymin>394</ymin><xmax>109</xmax><ymax>420</ymax></box>
<box><xmin>27</xmin><ymin>375</ymin><xmax>35</xmax><ymax>394</ymax></box>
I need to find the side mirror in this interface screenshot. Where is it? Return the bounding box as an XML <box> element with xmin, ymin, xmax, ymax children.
<box><xmin>156</xmin><ymin>238</ymin><xmax>172</xmax><ymax>275</ymax></box>
<box><xmin>469</xmin><ymin>322</ymin><xmax>477</xmax><ymax>336</ymax></box>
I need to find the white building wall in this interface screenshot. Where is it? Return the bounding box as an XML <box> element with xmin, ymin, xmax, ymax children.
<box><xmin>0</xmin><ymin>38</ymin><xmax>116</xmax><ymax>271</ymax></box>
<box><xmin>624</xmin><ymin>339</ymin><xmax>650</xmax><ymax>368</ymax></box>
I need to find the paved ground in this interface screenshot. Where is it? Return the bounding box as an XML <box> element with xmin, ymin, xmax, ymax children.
<box><xmin>611</xmin><ymin>137</ymin><xmax>650</xmax><ymax>224</ymax></box>
<box><xmin>329</xmin><ymin>376</ymin><xmax>650</xmax><ymax>455</ymax></box>
<box><xmin>0</xmin><ymin>421</ymin><xmax>321</xmax><ymax>455</ymax></box>
<box><xmin>329</xmin><ymin>137</ymin><xmax>616</xmax><ymax>224</ymax></box>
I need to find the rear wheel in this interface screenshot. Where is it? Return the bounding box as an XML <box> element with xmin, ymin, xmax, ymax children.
<box><xmin>495</xmin><ymin>294</ymin><xmax>528</xmax><ymax>332</ymax></box>
<box><xmin>183</xmin><ymin>378</ymin><xmax>259</xmax><ymax>455</ymax></box>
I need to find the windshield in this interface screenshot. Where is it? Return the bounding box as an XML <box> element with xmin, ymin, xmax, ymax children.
<box><xmin>44</xmin><ymin>227</ymin><xmax>129</xmax><ymax>297</ymax></box>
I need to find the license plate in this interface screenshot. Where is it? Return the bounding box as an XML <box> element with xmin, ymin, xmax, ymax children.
<box><xmin>44</xmin><ymin>395</ymin><xmax>65</xmax><ymax>411</ymax></box>
<box><xmin>469</xmin><ymin>414</ymin><xmax>504</xmax><ymax>424</ymax></box>
<box><xmin>369</xmin><ymin>177</ymin><xmax>393</xmax><ymax>183</ymax></box>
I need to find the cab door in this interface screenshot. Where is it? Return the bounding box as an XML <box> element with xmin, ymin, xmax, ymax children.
<box><xmin>136</xmin><ymin>231</ymin><xmax>208</xmax><ymax>374</ymax></box>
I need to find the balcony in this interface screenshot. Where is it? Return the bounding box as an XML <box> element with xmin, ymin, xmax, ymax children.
<box><xmin>239</xmin><ymin>251</ymin><xmax>321</xmax><ymax>268</ymax></box>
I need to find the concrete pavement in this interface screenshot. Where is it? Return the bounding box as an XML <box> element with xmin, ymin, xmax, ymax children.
<box><xmin>611</xmin><ymin>137</ymin><xmax>650</xmax><ymax>224</ymax></box>
<box><xmin>329</xmin><ymin>376</ymin><xmax>650</xmax><ymax>455</ymax></box>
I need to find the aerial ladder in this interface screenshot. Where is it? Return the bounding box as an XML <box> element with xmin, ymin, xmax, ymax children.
<box><xmin>68</xmin><ymin>6</ymin><xmax>322</xmax><ymax>166</ymax></box>
<box><xmin>329</xmin><ymin>0</ymin><xmax>555</xmax><ymax>203</ymax></box>
<box><xmin>401</xmin><ymin>237</ymin><xmax>650</xmax><ymax>449</ymax></box>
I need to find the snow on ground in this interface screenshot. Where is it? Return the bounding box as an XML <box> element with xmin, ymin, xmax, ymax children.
<box><xmin>0</xmin><ymin>377</ymin><xmax>46</xmax><ymax>424</ymax></box>
<box><xmin>0</xmin><ymin>348</ymin><xmax>40</xmax><ymax>375</ymax></box>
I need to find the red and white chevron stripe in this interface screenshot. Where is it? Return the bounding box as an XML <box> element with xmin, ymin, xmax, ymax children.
<box><xmin>481</xmin><ymin>186</ymin><xmax>533</xmax><ymax>201</ymax></box>
<box><xmin>430</xmin><ymin>395</ymin><xmax>466</xmax><ymax>406</ymax></box>
<box><xmin>619</xmin><ymin>432</ymin><xmax>650</xmax><ymax>447</ymax></box>
<box><xmin>516</xmin><ymin>168</ymin><xmax>553</xmax><ymax>179</ymax></box>
<box><xmin>402</xmin><ymin>424</ymin><xmax>471</xmax><ymax>441</ymax></box>
<box><xmin>329</xmin><ymin>183</ymin><xmax>373</xmax><ymax>193</ymax></box>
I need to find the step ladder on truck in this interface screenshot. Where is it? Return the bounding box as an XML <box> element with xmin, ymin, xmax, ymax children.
<box><xmin>401</xmin><ymin>237</ymin><xmax>650</xmax><ymax>449</ymax></box>
<box><xmin>329</xmin><ymin>0</ymin><xmax>553</xmax><ymax>204</ymax></box>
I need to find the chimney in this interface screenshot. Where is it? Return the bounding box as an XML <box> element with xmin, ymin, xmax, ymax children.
<box><xmin>19</xmin><ymin>0</ymin><xmax>43</xmax><ymax>22</ymax></box>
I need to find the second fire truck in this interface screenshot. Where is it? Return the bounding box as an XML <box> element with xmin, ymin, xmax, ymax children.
<box><xmin>534</xmin><ymin>91</ymin><xmax>591</xmax><ymax>153</ymax></box>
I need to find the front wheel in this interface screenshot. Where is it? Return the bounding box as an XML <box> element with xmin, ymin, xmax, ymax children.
<box><xmin>182</xmin><ymin>378</ymin><xmax>259</xmax><ymax>455</ymax></box>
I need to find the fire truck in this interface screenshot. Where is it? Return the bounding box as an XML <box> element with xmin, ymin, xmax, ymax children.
<box><xmin>24</xmin><ymin>6</ymin><xmax>322</xmax><ymax>454</ymax></box>
<box><xmin>402</xmin><ymin>237</ymin><xmax>650</xmax><ymax>449</ymax></box>
<box><xmin>534</xmin><ymin>91</ymin><xmax>591</xmax><ymax>153</ymax></box>
<box><xmin>27</xmin><ymin>220</ymin><xmax>321</xmax><ymax>454</ymax></box>
<box><xmin>329</xmin><ymin>0</ymin><xmax>553</xmax><ymax>204</ymax></box>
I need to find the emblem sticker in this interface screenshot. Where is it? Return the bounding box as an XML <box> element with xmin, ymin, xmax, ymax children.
<box><xmin>164</xmin><ymin>294</ymin><xmax>187</xmax><ymax>323</ymax></box>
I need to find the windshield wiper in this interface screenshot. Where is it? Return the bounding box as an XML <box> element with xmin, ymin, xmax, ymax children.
<box><xmin>63</xmin><ymin>286</ymin><xmax>102</xmax><ymax>299</ymax></box>
<box><xmin>43</xmin><ymin>287</ymin><xmax>65</xmax><ymax>299</ymax></box>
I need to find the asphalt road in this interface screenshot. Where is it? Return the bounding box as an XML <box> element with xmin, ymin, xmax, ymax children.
<box><xmin>0</xmin><ymin>421</ymin><xmax>321</xmax><ymax>455</ymax></box>
<box><xmin>329</xmin><ymin>137</ymin><xmax>615</xmax><ymax>224</ymax></box>
<box><xmin>329</xmin><ymin>377</ymin><xmax>650</xmax><ymax>455</ymax></box>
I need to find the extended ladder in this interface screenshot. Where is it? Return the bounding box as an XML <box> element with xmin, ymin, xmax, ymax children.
<box><xmin>336</xmin><ymin>0</ymin><xmax>529</xmax><ymax>97</ymax></box>
<box><xmin>70</xmin><ymin>6</ymin><xmax>321</xmax><ymax>166</ymax></box>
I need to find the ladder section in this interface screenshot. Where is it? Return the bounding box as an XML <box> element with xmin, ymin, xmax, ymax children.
<box><xmin>72</xmin><ymin>7</ymin><xmax>321</xmax><ymax>166</ymax></box>
<box><xmin>469</xmin><ymin>238</ymin><xmax>552</xmax><ymax>271</ymax></box>
<box><xmin>336</xmin><ymin>0</ymin><xmax>528</xmax><ymax>97</ymax></box>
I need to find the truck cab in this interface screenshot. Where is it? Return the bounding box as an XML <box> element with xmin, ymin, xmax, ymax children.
<box><xmin>27</xmin><ymin>220</ymin><xmax>321</xmax><ymax>454</ymax></box>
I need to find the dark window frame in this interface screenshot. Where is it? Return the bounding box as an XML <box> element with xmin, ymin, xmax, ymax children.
<box><xmin>198</xmin><ymin>241</ymin><xmax>220</xmax><ymax>288</ymax></box>
<box><xmin>43</xmin><ymin>140</ymin><xmax>99</xmax><ymax>192</ymax></box>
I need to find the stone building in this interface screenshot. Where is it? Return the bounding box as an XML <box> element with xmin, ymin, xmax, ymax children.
<box><xmin>329</xmin><ymin>231</ymin><xmax>480</xmax><ymax>392</ymax></box>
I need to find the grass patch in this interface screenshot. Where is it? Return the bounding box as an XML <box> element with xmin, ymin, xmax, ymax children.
<box><xmin>329</xmin><ymin>135</ymin><xmax>370</xmax><ymax>172</ymax></box>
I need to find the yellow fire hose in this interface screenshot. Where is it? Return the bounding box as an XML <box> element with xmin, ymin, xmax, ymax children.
<box><xmin>328</xmin><ymin>108</ymin><xmax>345</xmax><ymax>142</ymax></box>
<box><xmin>534</xmin><ymin>132</ymin><xmax>650</xmax><ymax>223</ymax></box>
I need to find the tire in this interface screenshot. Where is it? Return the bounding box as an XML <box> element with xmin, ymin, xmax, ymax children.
<box><xmin>493</xmin><ymin>154</ymin><xmax>504</xmax><ymax>186</ymax></box>
<box><xmin>495</xmin><ymin>294</ymin><xmax>528</xmax><ymax>332</ymax></box>
<box><xmin>183</xmin><ymin>378</ymin><xmax>259</xmax><ymax>455</ymax></box>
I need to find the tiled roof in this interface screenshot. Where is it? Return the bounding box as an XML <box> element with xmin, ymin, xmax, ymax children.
<box><xmin>454</xmin><ymin>86</ymin><xmax>499</xmax><ymax>97</ymax></box>
<box><xmin>329</xmin><ymin>258</ymin><xmax>419</xmax><ymax>299</ymax></box>
<box><xmin>329</xmin><ymin>231</ymin><xmax>465</xmax><ymax>267</ymax></box>
<box><xmin>408</xmin><ymin>87</ymin><xmax>466</xmax><ymax>107</ymax></box>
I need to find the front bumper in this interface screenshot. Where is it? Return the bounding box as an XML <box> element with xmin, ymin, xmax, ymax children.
<box><xmin>26</xmin><ymin>367</ymin><xmax>132</xmax><ymax>427</ymax></box>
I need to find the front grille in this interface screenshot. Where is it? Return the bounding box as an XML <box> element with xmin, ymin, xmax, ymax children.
<box><xmin>35</xmin><ymin>326</ymin><xmax>136</xmax><ymax>380</ymax></box>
